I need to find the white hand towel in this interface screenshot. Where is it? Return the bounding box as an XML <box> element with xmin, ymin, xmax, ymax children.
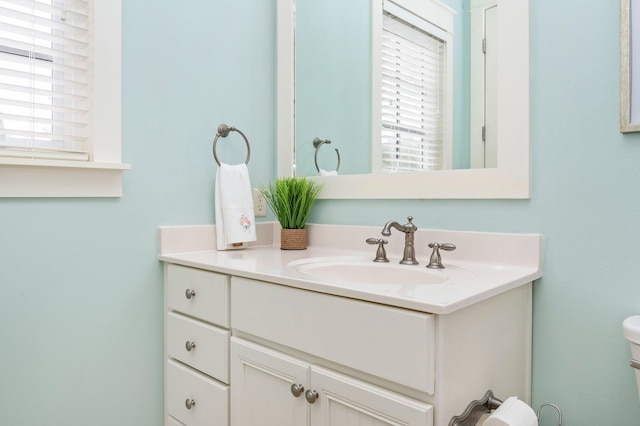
<box><xmin>215</xmin><ymin>163</ymin><xmax>257</xmax><ymax>250</ymax></box>
<box><xmin>319</xmin><ymin>169</ymin><xmax>338</xmax><ymax>176</ymax></box>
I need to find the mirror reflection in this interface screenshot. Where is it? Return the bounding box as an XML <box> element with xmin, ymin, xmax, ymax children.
<box><xmin>294</xmin><ymin>0</ymin><xmax>498</xmax><ymax>177</ymax></box>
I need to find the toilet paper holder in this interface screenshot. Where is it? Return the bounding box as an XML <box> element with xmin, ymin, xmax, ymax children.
<box><xmin>449</xmin><ymin>390</ymin><xmax>562</xmax><ymax>426</ymax></box>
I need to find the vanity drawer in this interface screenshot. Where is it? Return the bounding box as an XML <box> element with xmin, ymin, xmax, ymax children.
<box><xmin>166</xmin><ymin>359</ymin><xmax>229</xmax><ymax>426</ymax></box>
<box><xmin>166</xmin><ymin>264</ymin><xmax>229</xmax><ymax>328</ymax></box>
<box><xmin>231</xmin><ymin>277</ymin><xmax>435</xmax><ymax>394</ymax></box>
<box><xmin>167</xmin><ymin>311</ymin><xmax>230</xmax><ymax>384</ymax></box>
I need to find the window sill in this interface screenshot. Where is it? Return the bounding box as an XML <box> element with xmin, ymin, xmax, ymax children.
<box><xmin>0</xmin><ymin>158</ymin><xmax>131</xmax><ymax>198</ymax></box>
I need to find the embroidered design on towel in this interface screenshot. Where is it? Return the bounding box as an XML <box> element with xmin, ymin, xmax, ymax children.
<box><xmin>239</xmin><ymin>214</ymin><xmax>253</xmax><ymax>232</ymax></box>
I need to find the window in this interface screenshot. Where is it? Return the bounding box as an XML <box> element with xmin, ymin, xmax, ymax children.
<box><xmin>0</xmin><ymin>0</ymin><xmax>91</xmax><ymax>161</ymax></box>
<box><xmin>377</xmin><ymin>0</ymin><xmax>453</xmax><ymax>173</ymax></box>
<box><xmin>0</xmin><ymin>0</ymin><xmax>128</xmax><ymax>197</ymax></box>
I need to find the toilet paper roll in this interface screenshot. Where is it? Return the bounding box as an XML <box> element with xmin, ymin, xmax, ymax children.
<box><xmin>482</xmin><ymin>397</ymin><xmax>538</xmax><ymax>426</ymax></box>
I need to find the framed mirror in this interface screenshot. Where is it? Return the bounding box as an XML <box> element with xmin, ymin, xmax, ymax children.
<box><xmin>277</xmin><ymin>0</ymin><xmax>530</xmax><ymax>199</ymax></box>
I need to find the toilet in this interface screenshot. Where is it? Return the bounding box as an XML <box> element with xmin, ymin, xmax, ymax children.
<box><xmin>623</xmin><ymin>315</ymin><xmax>640</xmax><ymax>400</ymax></box>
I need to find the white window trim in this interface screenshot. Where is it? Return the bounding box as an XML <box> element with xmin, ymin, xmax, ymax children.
<box><xmin>371</xmin><ymin>0</ymin><xmax>455</xmax><ymax>173</ymax></box>
<box><xmin>0</xmin><ymin>0</ymin><xmax>130</xmax><ymax>198</ymax></box>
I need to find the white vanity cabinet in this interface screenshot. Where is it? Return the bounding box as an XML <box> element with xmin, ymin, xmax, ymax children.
<box><xmin>164</xmin><ymin>264</ymin><xmax>231</xmax><ymax>426</ymax></box>
<box><xmin>163</xmin><ymin>263</ymin><xmax>532</xmax><ymax>426</ymax></box>
<box><xmin>159</xmin><ymin>224</ymin><xmax>541</xmax><ymax>426</ymax></box>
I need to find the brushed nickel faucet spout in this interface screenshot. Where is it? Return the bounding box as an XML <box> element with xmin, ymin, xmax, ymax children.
<box><xmin>381</xmin><ymin>216</ymin><xmax>418</xmax><ymax>265</ymax></box>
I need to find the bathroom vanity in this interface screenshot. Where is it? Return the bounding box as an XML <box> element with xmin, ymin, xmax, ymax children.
<box><xmin>159</xmin><ymin>223</ymin><xmax>543</xmax><ymax>426</ymax></box>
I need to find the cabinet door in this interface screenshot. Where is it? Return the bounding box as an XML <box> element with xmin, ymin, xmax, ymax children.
<box><xmin>309</xmin><ymin>367</ymin><xmax>433</xmax><ymax>426</ymax></box>
<box><xmin>230</xmin><ymin>338</ymin><xmax>309</xmax><ymax>426</ymax></box>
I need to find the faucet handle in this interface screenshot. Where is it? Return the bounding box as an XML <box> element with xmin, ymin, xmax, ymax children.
<box><xmin>366</xmin><ymin>238</ymin><xmax>389</xmax><ymax>263</ymax></box>
<box><xmin>426</xmin><ymin>242</ymin><xmax>456</xmax><ymax>269</ymax></box>
<box><xmin>429</xmin><ymin>242</ymin><xmax>456</xmax><ymax>251</ymax></box>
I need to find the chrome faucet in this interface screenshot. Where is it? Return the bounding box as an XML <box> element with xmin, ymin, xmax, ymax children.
<box><xmin>381</xmin><ymin>216</ymin><xmax>418</xmax><ymax>265</ymax></box>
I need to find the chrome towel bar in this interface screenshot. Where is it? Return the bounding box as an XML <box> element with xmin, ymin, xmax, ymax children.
<box><xmin>313</xmin><ymin>137</ymin><xmax>340</xmax><ymax>173</ymax></box>
<box><xmin>449</xmin><ymin>390</ymin><xmax>502</xmax><ymax>426</ymax></box>
<box><xmin>451</xmin><ymin>390</ymin><xmax>562</xmax><ymax>426</ymax></box>
<box><xmin>212</xmin><ymin>124</ymin><xmax>251</xmax><ymax>166</ymax></box>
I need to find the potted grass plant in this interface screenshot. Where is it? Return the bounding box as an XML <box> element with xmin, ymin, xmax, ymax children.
<box><xmin>260</xmin><ymin>176</ymin><xmax>323</xmax><ymax>250</ymax></box>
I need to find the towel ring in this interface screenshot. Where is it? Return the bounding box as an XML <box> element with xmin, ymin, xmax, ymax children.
<box><xmin>212</xmin><ymin>124</ymin><xmax>251</xmax><ymax>166</ymax></box>
<box><xmin>313</xmin><ymin>137</ymin><xmax>340</xmax><ymax>173</ymax></box>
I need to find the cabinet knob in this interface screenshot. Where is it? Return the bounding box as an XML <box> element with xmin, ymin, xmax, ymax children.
<box><xmin>185</xmin><ymin>399</ymin><xmax>196</xmax><ymax>410</ymax></box>
<box><xmin>305</xmin><ymin>389</ymin><xmax>319</xmax><ymax>404</ymax></box>
<box><xmin>290</xmin><ymin>383</ymin><xmax>304</xmax><ymax>397</ymax></box>
<box><xmin>185</xmin><ymin>341</ymin><xmax>196</xmax><ymax>351</ymax></box>
<box><xmin>185</xmin><ymin>289</ymin><xmax>196</xmax><ymax>299</ymax></box>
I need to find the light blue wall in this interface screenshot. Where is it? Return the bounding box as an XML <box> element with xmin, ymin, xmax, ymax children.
<box><xmin>0</xmin><ymin>1</ymin><xmax>276</xmax><ymax>425</ymax></box>
<box><xmin>443</xmin><ymin>0</ymin><xmax>472</xmax><ymax>169</ymax></box>
<box><xmin>1</xmin><ymin>1</ymin><xmax>639</xmax><ymax>425</ymax></box>
<box><xmin>296</xmin><ymin>0</ymin><xmax>372</xmax><ymax>176</ymax></box>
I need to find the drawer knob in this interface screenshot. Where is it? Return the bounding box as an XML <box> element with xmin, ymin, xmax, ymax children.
<box><xmin>185</xmin><ymin>341</ymin><xmax>196</xmax><ymax>351</ymax></box>
<box><xmin>290</xmin><ymin>383</ymin><xmax>304</xmax><ymax>397</ymax></box>
<box><xmin>185</xmin><ymin>399</ymin><xmax>196</xmax><ymax>410</ymax></box>
<box><xmin>305</xmin><ymin>389</ymin><xmax>319</xmax><ymax>404</ymax></box>
<box><xmin>185</xmin><ymin>289</ymin><xmax>196</xmax><ymax>300</ymax></box>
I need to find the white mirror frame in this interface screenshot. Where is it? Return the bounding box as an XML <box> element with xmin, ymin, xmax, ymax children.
<box><xmin>277</xmin><ymin>0</ymin><xmax>530</xmax><ymax>199</ymax></box>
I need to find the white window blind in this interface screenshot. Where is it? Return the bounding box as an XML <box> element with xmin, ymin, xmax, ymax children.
<box><xmin>0</xmin><ymin>0</ymin><xmax>91</xmax><ymax>161</ymax></box>
<box><xmin>381</xmin><ymin>11</ymin><xmax>446</xmax><ymax>172</ymax></box>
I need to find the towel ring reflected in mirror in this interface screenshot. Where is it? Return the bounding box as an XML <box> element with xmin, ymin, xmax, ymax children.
<box><xmin>313</xmin><ymin>137</ymin><xmax>340</xmax><ymax>174</ymax></box>
<box><xmin>212</xmin><ymin>123</ymin><xmax>251</xmax><ymax>166</ymax></box>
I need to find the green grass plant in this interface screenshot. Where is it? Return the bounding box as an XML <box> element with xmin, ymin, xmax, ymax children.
<box><xmin>259</xmin><ymin>177</ymin><xmax>323</xmax><ymax>229</ymax></box>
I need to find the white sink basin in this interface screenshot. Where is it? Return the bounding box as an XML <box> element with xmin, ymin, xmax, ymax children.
<box><xmin>287</xmin><ymin>256</ymin><xmax>449</xmax><ymax>286</ymax></box>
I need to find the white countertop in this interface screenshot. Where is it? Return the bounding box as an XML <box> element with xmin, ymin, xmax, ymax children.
<box><xmin>159</xmin><ymin>223</ymin><xmax>543</xmax><ymax>315</ymax></box>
